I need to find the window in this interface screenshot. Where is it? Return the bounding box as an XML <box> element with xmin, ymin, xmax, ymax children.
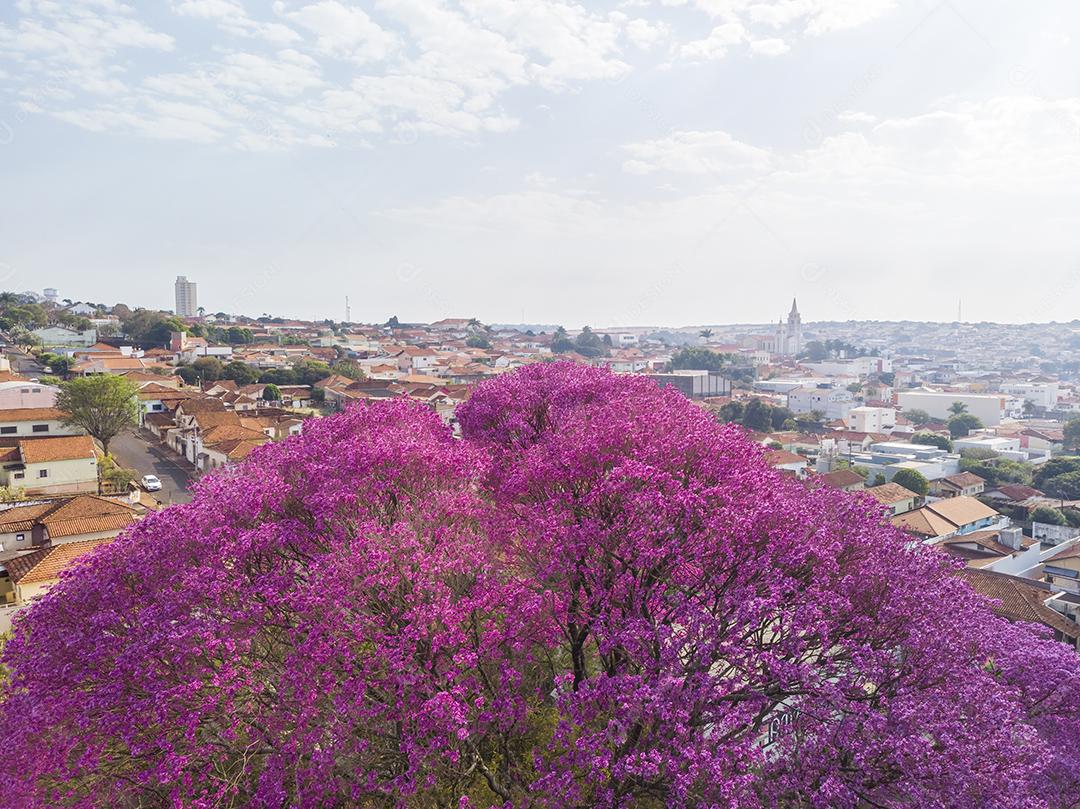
<box><xmin>32</xmin><ymin>388</ymin><xmax>40</xmax><ymax>393</ymax></box>
<box><xmin>15</xmin><ymin>533</ymin><xmax>24</xmax><ymax>543</ymax></box>
<box><xmin>0</xmin><ymin>426</ymin><xmax>15</xmax><ymax>435</ymax></box>
<box><xmin>32</xmin><ymin>424</ymin><xmax>49</xmax><ymax>433</ymax></box>
<box><xmin>38</xmin><ymin>469</ymin><xmax>48</xmax><ymax>479</ymax></box>
<box><xmin>13</xmin><ymin>472</ymin><xmax>24</xmax><ymax>480</ymax></box>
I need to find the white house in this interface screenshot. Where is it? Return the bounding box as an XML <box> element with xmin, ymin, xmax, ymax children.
<box><xmin>787</xmin><ymin>386</ymin><xmax>855</xmax><ymax>420</ymax></box>
<box><xmin>999</xmin><ymin>382</ymin><xmax>1059</xmax><ymax>410</ymax></box>
<box><xmin>0</xmin><ymin>408</ymin><xmax>83</xmax><ymax>438</ymax></box>
<box><xmin>0</xmin><ymin>435</ymin><xmax>99</xmax><ymax>495</ymax></box>
<box><xmin>845</xmin><ymin>406</ymin><xmax>896</xmax><ymax>434</ymax></box>
<box><xmin>31</xmin><ymin>326</ymin><xmax>97</xmax><ymax>347</ymax></box>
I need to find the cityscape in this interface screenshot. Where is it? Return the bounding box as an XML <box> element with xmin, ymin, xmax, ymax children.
<box><xmin>4</xmin><ymin>0</ymin><xmax>1080</xmax><ymax>806</ymax></box>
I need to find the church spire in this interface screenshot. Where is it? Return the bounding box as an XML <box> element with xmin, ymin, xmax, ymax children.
<box><xmin>789</xmin><ymin>297</ymin><xmax>799</xmax><ymax>316</ymax></box>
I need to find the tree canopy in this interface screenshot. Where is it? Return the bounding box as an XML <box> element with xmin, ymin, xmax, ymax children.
<box><xmin>3</xmin><ymin>363</ymin><xmax>1079</xmax><ymax>808</ymax></box>
<box><xmin>890</xmin><ymin>467</ymin><xmax>930</xmax><ymax>496</ymax></box>
<box><xmin>948</xmin><ymin>412</ymin><xmax>984</xmax><ymax>438</ymax></box>
<box><xmin>55</xmin><ymin>375</ymin><xmax>139</xmax><ymax>455</ymax></box>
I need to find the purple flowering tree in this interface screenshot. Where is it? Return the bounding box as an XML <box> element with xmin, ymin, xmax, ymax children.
<box><xmin>2</xmin><ymin>363</ymin><xmax>1078</xmax><ymax>808</ymax></box>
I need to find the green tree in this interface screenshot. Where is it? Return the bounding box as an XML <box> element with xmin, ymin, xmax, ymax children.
<box><xmin>911</xmin><ymin>432</ymin><xmax>953</xmax><ymax>452</ymax></box>
<box><xmin>221</xmin><ymin>361</ymin><xmax>261</xmax><ymax>385</ymax></box>
<box><xmin>262</xmin><ymin>383</ymin><xmax>281</xmax><ymax>402</ymax></box>
<box><xmin>769</xmin><ymin>406</ymin><xmax>794</xmax><ymax>431</ymax></box>
<box><xmin>718</xmin><ymin>401</ymin><xmax>744</xmax><ymax>424</ymax></box>
<box><xmin>742</xmin><ymin>399</ymin><xmax>773</xmax><ymax>432</ymax></box>
<box><xmin>948</xmin><ymin>401</ymin><xmax>968</xmax><ymax>416</ymax></box>
<box><xmin>871</xmin><ymin>473</ymin><xmax>887</xmax><ymax>486</ymax></box>
<box><xmin>1064</xmin><ymin>418</ymin><xmax>1080</xmax><ymax>451</ymax></box>
<box><xmin>670</xmin><ymin>347</ymin><xmax>733</xmax><ymax>374</ymax></box>
<box><xmin>1033</xmin><ymin>457</ymin><xmax>1080</xmax><ymax>489</ymax></box>
<box><xmin>329</xmin><ymin>360</ymin><xmax>366</xmax><ymax>380</ymax></box>
<box><xmin>39</xmin><ymin>352</ymin><xmax>74</xmax><ymax>378</ymax></box>
<box><xmin>903</xmin><ymin>409</ymin><xmax>932</xmax><ymax>426</ymax></box>
<box><xmin>1031</xmin><ymin>505</ymin><xmax>1067</xmax><ymax>526</ymax></box>
<box><xmin>573</xmin><ymin>326</ymin><xmax>608</xmax><ymax>358</ymax></box>
<box><xmin>800</xmin><ymin>341</ymin><xmax>828</xmax><ymax>362</ymax></box>
<box><xmin>192</xmin><ymin>357</ymin><xmax>224</xmax><ymax>382</ymax></box>
<box><xmin>56</xmin><ymin>375</ymin><xmax>139</xmax><ymax>455</ymax></box>
<box><xmin>1043</xmin><ymin>470</ymin><xmax>1080</xmax><ymax>501</ymax></box>
<box><xmin>891</xmin><ymin>468</ymin><xmax>929</xmax><ymax>497</ymax></box>
<box><xmin>551</xmin><ymin>326</ymin><xmax>574</xmax><ymax>354</ymax></box>
<box><xmin>466</xmin><ymin>334</ymin><xmax>492</xmax><ymax>349</ymax></box>
<box><xmin>948</xmin><ymin>413</ymin><xmax>983</xmax><ymax>438</ymax></box>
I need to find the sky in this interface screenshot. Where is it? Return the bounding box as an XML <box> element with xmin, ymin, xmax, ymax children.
<box><xmin>1</xmin><ymin>0</ymin><xmax>1080</xmax><ymax>327</ymax></box>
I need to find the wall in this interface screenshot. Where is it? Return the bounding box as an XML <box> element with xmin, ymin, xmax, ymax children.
<box><xmin>0</xmin><ymin>383</ymin><xmax>59</xmax><ymax>409</ymax></box>
<box><xmin>15</xmin><ymin>457</ymin><xmax>99</xmax><ymax>495</ymax></box>
<box><xmin>0</xmin><ymin>418</ymin><xmax>81</xmax><ymax>438</ymax></box>
<box><xmin>897</xmin><ymin>391</ymin><xmax>1004</xmax><ymax>426</ymax></box>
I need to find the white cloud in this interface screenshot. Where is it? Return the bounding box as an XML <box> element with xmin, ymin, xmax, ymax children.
<box><xmin>749</xmin><ymin>37</ymin><xmax>789</xmax><ymax>55</ymax></box>
<box><xmin>679</xmin><ymin>21</ymin><xmax>745</xmax><ymax>61</ymax></box>
<box><xmin>284</xmin><ymin>0</ymin><xmax>401</xmax><ymax>63</ymax></box>
<box><xmin>623</xmin><ymin>129</ymin><xmax>772</xmax><ymax>175</ymax></box>
<box><xmin>0</xmin><ymin>0</ymin><xmax>906</xmax><ymax>149</ymax></box>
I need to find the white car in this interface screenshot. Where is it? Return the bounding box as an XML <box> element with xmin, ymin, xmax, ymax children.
<box><xmin>141</xmin><ymin>474</ymin><xmax>162</xmax><ymax>492</ymax></box>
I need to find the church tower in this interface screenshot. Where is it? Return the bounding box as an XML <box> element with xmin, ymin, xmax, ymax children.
<box><xmin>786</xmin><ymin>298</ymin><xmax>802</xmax><ymax>356</ymax></box>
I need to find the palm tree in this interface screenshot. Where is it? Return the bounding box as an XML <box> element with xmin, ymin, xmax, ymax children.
<box><xmin>949</xmin><ymin>401</ymin><xmax>968</xmax><ymax>416</ymax></box>
<box><xmin>699</xmin><ymin>328</ymin><xmax>713</xmax><ymax>339</ymax></box>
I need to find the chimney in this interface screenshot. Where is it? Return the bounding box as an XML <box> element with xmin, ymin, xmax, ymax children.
<box><xmin>999</xmin><ymin>526</ymin><xmax>1023</xmax><ymax>551</ymax></box>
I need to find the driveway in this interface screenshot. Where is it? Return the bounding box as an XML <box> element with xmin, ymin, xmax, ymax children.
<box><xmin>110</xmin><ymin>431</ymin><xmax>196</xmax><ymax>505</ymax></box>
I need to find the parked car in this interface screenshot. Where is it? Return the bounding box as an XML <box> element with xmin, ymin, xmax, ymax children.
<box><xmin>141</xmin><ymin>474</ymin><xmax>162</xmax><ymax>492</ymax></box>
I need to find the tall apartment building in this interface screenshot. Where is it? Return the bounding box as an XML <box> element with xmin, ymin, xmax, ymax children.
<box><xmin>174</xmin><ymin>276</ymin><xmax>198</xmax><ymax>318</ymax></box>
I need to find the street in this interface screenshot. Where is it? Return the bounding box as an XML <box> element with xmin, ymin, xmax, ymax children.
<box><xmin>110</xmin><ymin>430</ymin><xmax>195</xmax><ymax>505</ymax></box>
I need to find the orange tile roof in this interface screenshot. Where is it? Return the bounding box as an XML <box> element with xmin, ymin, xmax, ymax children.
<box><xmin>6</xmin><ymin>537</ymin><xmax>113</xmax><ymax>585</ymax></box>
<box><xmin>18</xmin><ymin>435</ymin><xmax>96</xmax><ymax>464</ymax></box>
<box><xmin>0</xmin><ymin>407</ymin><xmax>68</xmax><ymax>422</ymax></box>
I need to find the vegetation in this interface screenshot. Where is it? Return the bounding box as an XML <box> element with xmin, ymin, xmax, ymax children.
<box><xmin>911</xmin><ymin>432</ymin><xmax>953</xmax><ymax>452</ymax></box>
<box><xmin>1065</xmin><ymin>418</ymin><xmax>1080</xmax><ymax>451</ymax></box>
<box><xmin>3</xmin><ymin>363</ymin><xmax>1078</xmax><ymax>807</ymax></box>
<box><xmin>262</xmin><ymin>383</ymin><xmax>281</xmax><ymax>401</ymax></box>
<box><xmin>948</xmin><ymin>412</ymin><xmax>984</xmax><ymax>438</ymax></box>
<box><xmin>891</xmin><ymin>467</ymin><xmax>930</xmax><ymax>496</ymax></box>
<box><xmin>551</xmin><ymin>326</ymin><xmax>609</xmax><ymax>358</ymax></box>
<box><xmin>1031</xmin><ymin>506</ymin><xmax>1067</xmax><ymax>526</ymax></box>
<box><xmin>904</xmin><ymin>408</ymin><xmax>933</xmax><ymax>426</ymax></box>
<box><xmin>718</xmin><ymin>399</ymin><xmax>794</xmax><ymax>433</ymax></box>
<box><xmin>55</xmin><ymin>375</ymin><xmax>139</xmax><ymax>455</ymax></box>
<box><xmin>99</xmin><ymin>454</ymin><xmax>136</xmax><ymax>491</ymax></box>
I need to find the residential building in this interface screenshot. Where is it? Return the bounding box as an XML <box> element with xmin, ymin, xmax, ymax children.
<box><xmin>0</xmin><ymin>436</ymin><xmax>98</xmax><ymax>494</ymax></box>
<box><xmin>891</xmin><ymin>496</ymin><xmax>1004</xmax><ymax>542</ymax></box>
<box><xmin>959</xmin><ymin>568</ymin><xmax>1080</xmax><ymax>650</ymax></box>
<box><xmin>845</xmin><ymin>406</ymin><xmax>896</xmax><ymax>434</ymax></box>
<box><xmin>3</xmin><ymin>538</ymin><xmax>113</xmax><ymax>616</ymax></box>
<box><xmin>0</xmin><ymin>494</ymin><xmax>140</xmax><ymax>554</ymax></box>
<box><xmin>787</xmin><ymin>386</ymin><xmax>854</xmax><ymax>420</ymax></box>
<box><xmin>864</xmin><ymin>483</ymin><xmax>920</xmax><ymax>516</ymax></box>
<box><xmin>175</xmin><ymin>276</ymin><xmax>198</xmax><ymax>318</ymax></box>
<box><xmin>0</xmin><ymin>408</ymin><xmax>81</xmax><ymax>438</ymax></box>
<box><xmin>0</xmin><ymin>380</ymin><xmax>58</xmax><ymax>409</ymax></box>
<box><xmin>929</xmin><ymin>472</ymin><xmax>986</xmax><ymax>499</ymax></box>
<box><xmin>31</xmin><ymin>326</ymin><xmax>97</xmax><ymax>347</ymax></box>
